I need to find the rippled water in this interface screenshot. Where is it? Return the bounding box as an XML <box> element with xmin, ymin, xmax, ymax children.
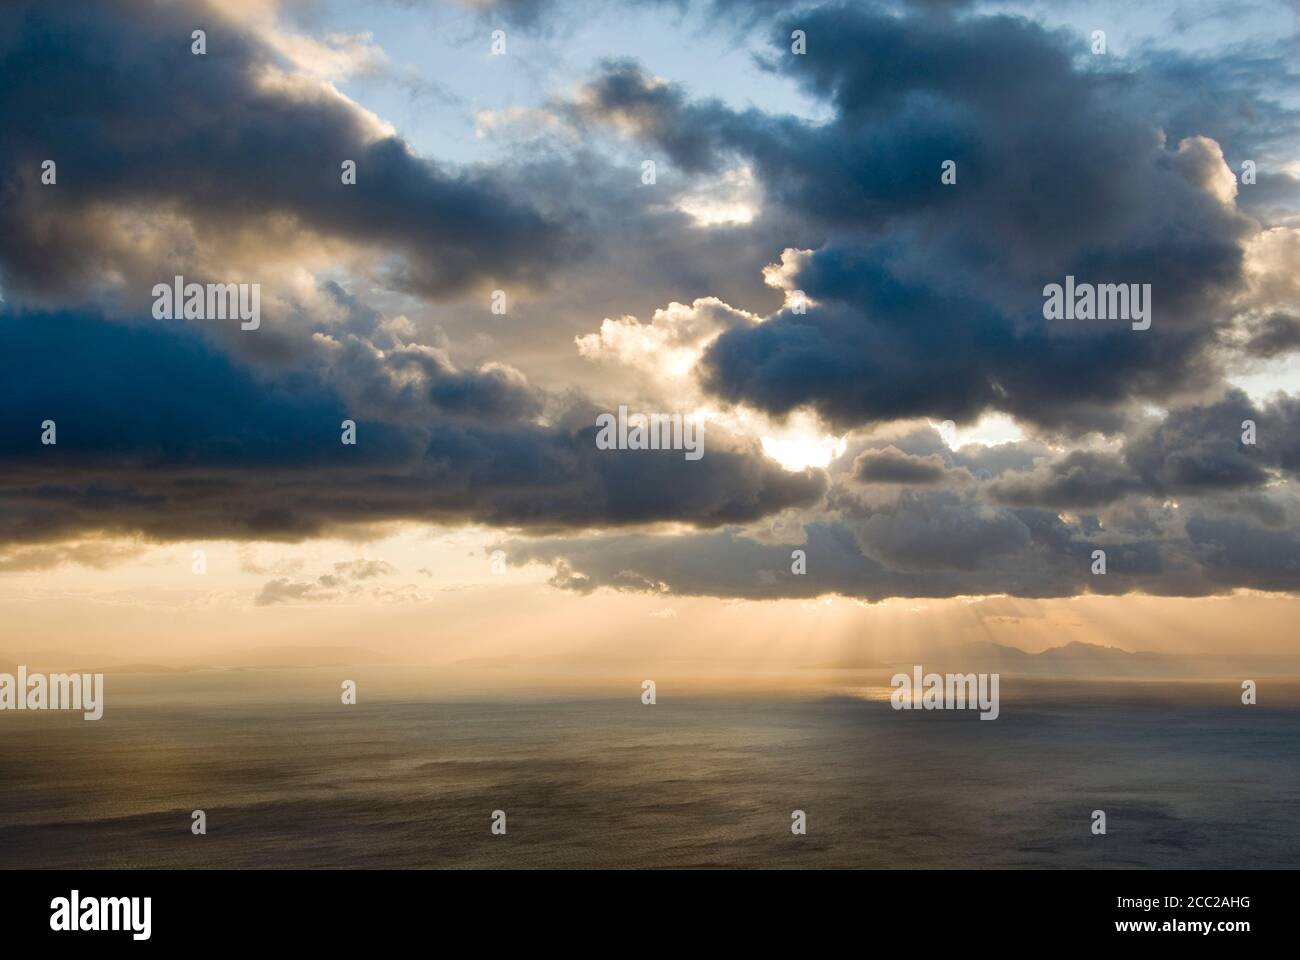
<box><xmin>2</xmin><ymin>675</ymin><xmax>1297</xmax><ymax>868</ymax></box>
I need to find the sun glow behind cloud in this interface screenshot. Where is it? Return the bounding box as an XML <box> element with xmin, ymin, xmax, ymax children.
<box><xmin>675</xmin><ymin>165</ymin><xmax>760</xmax><ymax>226</ymax></box>
<box><xmin>931</xmin><ymin>414</ymin><xmax>1026</xmax><ymax>450</ymax></box>
<box><xmin>760</xmin><ymin>429</ymin><xmax>847</xmax><ymax>471</ymax></box>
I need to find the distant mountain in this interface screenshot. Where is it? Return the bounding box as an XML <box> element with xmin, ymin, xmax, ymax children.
<box><xmin>900</xmin><ymin>641</ymin><xmax>1296</xmax><ymax>679</ymax></box>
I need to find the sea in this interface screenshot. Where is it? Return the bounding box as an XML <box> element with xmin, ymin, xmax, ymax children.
<box><xmin>1</xmin><ymin>671</ymin><xmax>1297</xmax><ymax>868</ymax></box>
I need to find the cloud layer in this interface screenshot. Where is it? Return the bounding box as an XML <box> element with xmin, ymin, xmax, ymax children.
<box><xmin>1</xmin><ymin>0</ymin><xmax>1298</xmax><ymax>605</ymax></box>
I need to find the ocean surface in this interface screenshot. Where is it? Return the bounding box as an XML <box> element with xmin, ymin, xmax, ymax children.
<box><xmin>2</xmin><ymin>673</ymin><xmax>1298</xmax><ymax>868</ymax></box>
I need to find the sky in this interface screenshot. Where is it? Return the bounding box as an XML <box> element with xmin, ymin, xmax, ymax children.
<box><xmin>1</xmin><ymin>0</ymin><xmax>1299</xmax><ymax>686</ymax></box>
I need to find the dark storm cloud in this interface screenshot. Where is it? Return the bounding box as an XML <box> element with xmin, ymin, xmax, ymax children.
<box><xmin>345</xmin><ymin>340</ymin><xmax>545</xmax><ymax>425</ymax></box>
<box><xmin>702</xmin><ymin>244</ymin><xmax>1221</xmax><ymax>433</ymax></box>
<box><xmin>987</xmin><ymin>451</ymin><xmax>1142</xmax><ymax>510</ymax></box>
<box><xmin>0</xmin><ymin>309</ymin><xmax>823</xmax><ymax>544</ymax></box>
<box><xmin>570</xmin><ymin>7</ymin><xmax>1279</xmax><ymax>433</ymax></box>
<box><xmin>1123</xmin><ymin>390</ymin><xmax>1274</xmax><ymax>493</ymax></box>
<box><xmin>988</xmin><ymin>390</ymin><xmax>1298</xmax><ymax>509</ymax></box>
<box><xmin>1242</xmin><ymin>312</ymin><xmax>1300</xmax><ymax>357</ymax></box>
<box><xmin>1186</xmin><ymin>513</ymin><xmax>1300</xmax><ymax>593</ymax></box>
<box><xmin>0</xmin><ymin>0</ymin><xmax>577</xmax><ymax>301</ymax></box>
<box><xmin>0</xmin><ymin>0</ymin><xmax>831</xmax><ymax>549</ymax></box>
<box><xmin>507</xmin><ymin>484</ymin><xmax>1300</xmax><ymax>601</ymax></box>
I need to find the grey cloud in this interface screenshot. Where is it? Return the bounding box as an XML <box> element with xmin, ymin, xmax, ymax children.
<box><xmin>255</xmin><ymin>577</ymin><xmax>340</xmax><ymax>606</ymax></box>
<box><xmin>988</xmin><ymin>390</ymin><xmax>1295</xmax><ymax>509</ymax></box>
<box><xmin>333</xmin><ymin>559</ymin><xmax>397</xmax><ymax>580</ymax></box>
<box><xmin>853</xmin><ymin>446</ymin><xmax>959</xmax><ymax>484</ymax></box>
<box><xmin>1187</xmin><ymin>513</ymin><xmax>1300</xmax><ymax>592</ymax></box>
<box><xmin>0</xmin><ymin>307</ymin><xmax>825</xmax><ymax>546</ymax></box>
<box><xmin>988</xmin><ymin>451</ymin><xmax>1142</xmax><ymax>509</ymax></box>
<box><xmin>1124</xmin><ymin>390</ymin><xmax>1273</xmax><ymax>493</ymax></box>
<box><xmin>0</xmin><ymin>0</ymin><xmax>578</xmax><ymax>304</ymax></box>
<box><xmin>3</xmin><ymin>0</ymin><xmax>1298</xmax><ymax>607</ymax></box>
<box><xmin>1243</xmin><ymin>312</ymin><xmax>1300</xmax><ymax>357</ymax></box>
<box><xmin>845</xmin><ymin>489</ymin><xmax>1032</xmax><ymax>572</ymax></box>
<box><xmin>840</xmin><ymin>424</ymin><xmax>1046</xmax><ymax>480</ymax></box>
<box><xmin>257</xmin><ymin>557</ymin><xmax>399</xmax><ymax>603</ymax></box>
<box><xmin>507</xmin><ymin>487</ymin><xmax>1300</xmax><ymax>601</ymax></box>
<box><xmin>569</xmin><ymin>9</ymin><xmax>1274</xmax><ymax>433</ymax></box>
